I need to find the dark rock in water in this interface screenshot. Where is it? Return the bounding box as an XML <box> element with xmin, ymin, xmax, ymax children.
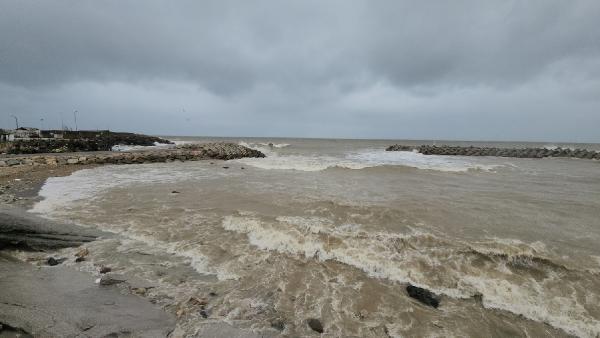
<box><xmin>222</xmin><ymin>166</ymin><xmax>229</xmax><ymax>169</ymax></box>
<box><xmin>171</xmin><ymin>190</ymin><xmax>180</xmax><ymax>194</ymax></box>
<box><xmin>99</xmin><ymin>266</ymin><xmax>112</xmax><ymax>274</ymax></box>
<box><xmin>75</xmin><ymin>256</ymin><xmax>85</xmax><ymax>263</ymax></box>
<box><xmin>472</xmin><ymin>292</ymin><xmax>483</xmax><ymax>303</ymax></box>
<box><xmin>270</xmin><ymin>318</ymin><xmax>285</xmax><ymax>331</ymax></box>
<box><xmin>208</xmin><ymin>291</ymin><xmax>217</xmax><ymax>297</ymax></box>
<box><xmin>47</xmin><ymin>257</ymin><xmax>66</xmax><ymax>266</ymax></box>
<box><xmin>98</xmin><ymin>273</ymin><xmax>127</xmax><ymax>286</ymax></box>
<box><xmin>406</xmin><ymin>284</ymin><xmax>440</xmax><ymax>308</ymax></box>
<box><xmin>307</xmin><ymin>318</ymin><xmax>324</xmax><ymax>333</ymax></box>
<box><xmin>386</xmin><ymin>144</ymin><xmax>415</xmax><ymax>152</ymax></box>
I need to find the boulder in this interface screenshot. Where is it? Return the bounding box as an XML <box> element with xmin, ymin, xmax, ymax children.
<box><xmin>47</xmin><ymin>257</ymin><xmax>66</xmax><ymax>266</ymax></box>
<box><xmin>307</xmin><ymin>318</ymin><xmax>324</xmax><ymax>333</ymax></box>
<box><xmin>97</xmin><ymin>273</ymin><xmax>127</xmax><ymax>286</ymax></box>
<box><xmin>406</xmin><ymin>284</ymin><xmax>440</xmax><ymax>308</ymax></box>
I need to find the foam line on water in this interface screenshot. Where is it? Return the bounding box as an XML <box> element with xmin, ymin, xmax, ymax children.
<box><xmin>30</xmin><ymin>164</ymin><xmax>202</xmax><ymax>215</ymax></box>
<box><xmin>235</xmin><ymin>145</ymin><xmax>500</xmax><ymax>172</ymax></box>
<box><xmin>222</xmin><ymin>214</ymin><xmax>600</xmax><ymax>338</ymax></box>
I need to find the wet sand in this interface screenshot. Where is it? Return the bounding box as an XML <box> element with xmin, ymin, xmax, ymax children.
<box><xmin>0</xmin><ymin>163</ymin><xmax>98</xmax><ymax>208</ymax></box>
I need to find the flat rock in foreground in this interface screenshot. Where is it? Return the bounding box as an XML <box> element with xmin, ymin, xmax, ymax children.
<box><xmin>0</xmin><ymin>256</ymin><xmax>175</xmax><ymax>337</ymax></box>
<box><xmin>0</xmin><ymin>206</ymin><xmax>109</xmax><ymax>250</ymax></box>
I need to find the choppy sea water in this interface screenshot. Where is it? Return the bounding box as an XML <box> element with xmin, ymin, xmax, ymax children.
<box><xmin>30</xmin><ymin>138</ymin><xmax>600</xmax><ymax>337</ymax></box>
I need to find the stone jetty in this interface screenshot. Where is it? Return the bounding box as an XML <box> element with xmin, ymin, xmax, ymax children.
<box><xmin>0</xmin><ymin>132</ymin><xmax>172</xmax><ymax>154</ymax></box>
<box><xmin>386</xmin><ymin>144</ymin><xmax>600</xmax><ymax>160</ymax></box>
<box><xmin>0</xmin><ymin>142</ymin><xmax>264</xmax><ymax>168</ymax></box>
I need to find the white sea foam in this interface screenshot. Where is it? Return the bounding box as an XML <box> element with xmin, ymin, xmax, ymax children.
<box><xmin>111</xmin><ymin>141</ymin><xmax>175</xmax><ymax>152</ymax></box>
<box><xmin>543</xmin><ymin>144</ymin><xmax>576</xmax><ymax>151</ymax></box>
<box><xmin>30</xmin><ymin>164</ymin><xmax>201</xmax><ymax>215</ymax></box>
<box><xmin>238</xmin><ymin>141</ymin><xmax>290</xmax><ymax>150</ymax></box>
<box><xmin>234</xmin><ymin>146</ymin><xmax>499</xmax><ymax>172</ymax></box>
<box><xmin>222</xmin><ymin>214</ymin><xmax>600</xmax><ymax>338</ymax></box>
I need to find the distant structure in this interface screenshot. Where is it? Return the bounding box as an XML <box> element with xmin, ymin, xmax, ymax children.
<box><xmin>0</xmin><ymin>128</ymin><xmax>111</xmax><ymax>142</ymax></box>
<box><xmin>0</xmin><ymin>127</ymin><xmax>42</xmax><ymax>141</ymax></box>
<box><xmin>0</xmin><ymin>129</ymin><xmax>10</xmax><ymax>142</ymax></box>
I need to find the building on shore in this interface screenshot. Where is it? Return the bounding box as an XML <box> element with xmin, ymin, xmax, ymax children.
<box><xmin>1</xmin><ymin>128</ymin><xmax>111</xmax><ymax>142</ymax></box>
<box><xmin>0</xmin><ymin>129</ymin><xmax>11</xmax><ymax>142</ymax></box>
<box><xmin>1</xmin><ymin>127</ymin><xmax>41</xmax><ymax>141</ymax></box>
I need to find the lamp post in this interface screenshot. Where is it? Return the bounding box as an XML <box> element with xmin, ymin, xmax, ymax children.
<box><xmin>10</xmin><ymin>114</ymin><xmax>19</xmax><ymax>129</ymax></box>
<box><xmin>73</xmin><ymin>110</ymin><xmax>78</xmax><ymax>131</ymax></box>
<box><xmin>40</xmin><ymin>118</ymin><xmax>45</xmax><ymax>130</ymax></box>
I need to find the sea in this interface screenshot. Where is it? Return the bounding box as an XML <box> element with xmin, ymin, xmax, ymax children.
<box><xmin>28</xmin><ymin>137</ymin><xmax>600</xmax><ymax>337</ymax></box>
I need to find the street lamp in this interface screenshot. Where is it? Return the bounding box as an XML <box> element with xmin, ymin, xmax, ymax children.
<box><xmin>10</xmin><ymin>114</ymin><xmax>19</xmax><ymax>129</ymax></box>
<box><xmin>73</xmin><ymin>110</ymin><xmax>78</xmax><ymax>131</ymax></box>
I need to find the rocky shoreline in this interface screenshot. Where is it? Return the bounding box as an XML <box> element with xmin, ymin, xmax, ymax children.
<box><xmin>386</xmin><ymin>144</ymin><xmax>600</xmax><ymax>159</ymax></box>
<box><xmin>1</xmin><ymin>142</ymin><xmax>264</xmax><ymax>168</ymax></box>
<box><xmin>0</xmin><ymin>131</ymin><xmax>172</xmax><ymax>154</ymax></box>
<box><xmin>0</xmin><ymin>142</ymin><xmax>269</xmax><ymax>337</ymax></box>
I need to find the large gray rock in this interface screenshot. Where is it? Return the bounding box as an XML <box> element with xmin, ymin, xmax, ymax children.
<box><xmin>0</xmin><ymin>256</ymin><xmax>175</xmax><ymax>337</ymax></box>
<box><xmin>0</xmin><ymin>206</ymin><xmax>109</xmax><ymax>250</ymax></box>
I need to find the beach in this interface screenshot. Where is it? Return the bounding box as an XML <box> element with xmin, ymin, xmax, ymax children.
<box><xmin>0</xmin><ymin>143</ymin><xmax>272</xmax><ymax>337</ymax></box>
<box><xmin>1</xmin><ymin>138</ymin><xmax>600</xmax><ymax>337</ymax></box>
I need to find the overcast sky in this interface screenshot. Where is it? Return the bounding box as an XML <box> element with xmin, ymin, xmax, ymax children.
<box><xmin>1</xmin><ymin>1</ymin><xmax>599</xmax><ymax>142</ymax></box>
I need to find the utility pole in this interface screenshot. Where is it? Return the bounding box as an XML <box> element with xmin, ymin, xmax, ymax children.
<box><xmin>10</xmin><ymin>114</ymin><xmax>19</xmax><ymax>129</ymax></box>
<box><xmin>73</xmin><ymin>110</ymin><xmax>78</xmax><ymax>131</ymax></box>
<box><xmin>40</xmin><ymin>118</ymin><xmax>45</xmax><ymax>130</ymax></box>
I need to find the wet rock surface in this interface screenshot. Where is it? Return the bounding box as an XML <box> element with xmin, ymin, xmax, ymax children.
<box><xmin>0</xmin><ymin>206</ymin><xmax>109</xmax><ymax>251</ymax></box>
<box><xmin>0</xmin><ymin>142</ymin><xmax>265</xmax><ymax>167</ymax></box>
<box><xmin>0</xmin><ymin>256</ymin><xmax>175</xmax><ymax>337</ymax></box>
<box><xmin>386</xmin><ymin>144</ymin><xmax>600</xmax><ymax>160</ymax></box>
<box><xmin>307</xmin><ymin>318</ymin><xmax>324</xmax><ymax>333</ymax></box>
<box><xmin>406</xmin><ymin>284</ymin><xmax>440</xmax><ymax>308</ymax></box>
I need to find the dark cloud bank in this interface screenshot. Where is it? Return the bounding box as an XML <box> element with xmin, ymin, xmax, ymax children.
<box><xmin>1</xmin><ymin>0</ymin><xmax>599</xmax><ymax>142</ymax></box>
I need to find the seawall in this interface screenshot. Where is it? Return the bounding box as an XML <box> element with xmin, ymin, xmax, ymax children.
<box><xmin>0</xmin><ymin>143</ymin><xmax>264</xmax><ymax>168</ymax></box>
<box><xmin>386</xmin><ymin>144</ymin><xmax>600</xmax><ymax>160</ymax></box>
<box><xmin>0</xmin><ymin>132</ymin><xmax>172</xmax><ymax>154</ymax></box>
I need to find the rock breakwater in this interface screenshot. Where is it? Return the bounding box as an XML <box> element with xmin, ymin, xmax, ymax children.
<box><xmin>0</xmin><ymin>132</ymin><xmax>172</xmax><ymax>154</ymax></box>
<box><xmin>386</xmin><ymin>144</ymin><xmax>600</xmax><ymax>160</ymax></box>
<box><xmin>0</xmin><ymin>143</ymin><xmax>264</xmax><ymax>168</ymax></box>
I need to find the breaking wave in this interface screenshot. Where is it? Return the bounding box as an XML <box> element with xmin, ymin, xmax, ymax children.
<box><xmin>111</xmin><ymin>141</ymin><xmax>175</xmax><ymax>152</ymax></box>
<box><xmin>235</xmin><ymin>146</ymin><xmax>500</xmax><ymax>172</ymax></box>
<box><xmin>222</xmin><ymin>214</ymin><xmax>600</xmax><ymax>337</ymax></box>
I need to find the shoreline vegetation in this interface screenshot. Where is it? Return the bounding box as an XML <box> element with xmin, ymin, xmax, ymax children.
<box><xmin>0</xmin><ymin>140</ymin><xmax>268</xmax><ymax>337</ymax></box>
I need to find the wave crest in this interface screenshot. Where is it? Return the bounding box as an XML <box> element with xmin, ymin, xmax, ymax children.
<box><xmin>222</xmin><ymin>214</ymin><xmax>600</xmax><ymax>337</ymax></box>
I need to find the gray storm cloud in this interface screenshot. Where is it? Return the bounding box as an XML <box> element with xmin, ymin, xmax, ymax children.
<box><xmin>1</xmin><ymin>0</ymin><xmax>599</xmax><ymax>141</ymax></box>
